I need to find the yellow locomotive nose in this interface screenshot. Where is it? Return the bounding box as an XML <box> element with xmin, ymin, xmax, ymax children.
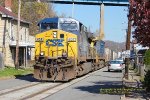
<box><xmin>35</xmin><ymin>29</ymin><xmax>77</xmax><ymax>59</ymax></box>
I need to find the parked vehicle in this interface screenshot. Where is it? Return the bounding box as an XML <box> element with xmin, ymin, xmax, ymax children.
<box><xmin>115</xmin><ymin>58</ymin><xmax>124</xmax><ymax>63</ymax></box>
<box><xmin>108</xmin><ymin>60</ymin><xmax>124</xmax><ymax>72</ymax></box>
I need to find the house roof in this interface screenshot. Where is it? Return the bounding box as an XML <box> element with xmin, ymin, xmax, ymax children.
<box><xmin>0</xmin><ymin>5</ymin><xmax>29</xmax><ymax>24</ymax></box>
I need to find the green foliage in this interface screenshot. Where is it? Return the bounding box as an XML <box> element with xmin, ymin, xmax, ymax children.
<box><xmin>12</xmin><ymin>1</ymin><xmax>56</xmax><ymax>35</ymax></box>
<box><xmin>144</xmin><ymin>50</ymin><xmax>150</xmax><ymax>65</ymax></box>
<box><xmin>0</xmin><ymin>67</ymin><xmax>33</xmax><ymax>77</ymax></box>
<box><xmin>25</xmin><ymin>2</ymin><xmax>56</xmax><ymax>35</ymax></box>
<box><xmin>143</xmin><ymin>70</ymin><xmax>150</xmax><ymax>92</ymax></box>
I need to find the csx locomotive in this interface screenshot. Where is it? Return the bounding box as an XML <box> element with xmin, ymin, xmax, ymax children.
<box><xmin>34</xmin><ymin>17</ymin><xmax>105</xmax><ymax>81</ymax></box>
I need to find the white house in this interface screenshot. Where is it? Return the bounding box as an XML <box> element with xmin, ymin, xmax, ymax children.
<box><xmin>0</xmin><ymin>1</ymin><xmax>35</xmax><ymax>67</ymax></box>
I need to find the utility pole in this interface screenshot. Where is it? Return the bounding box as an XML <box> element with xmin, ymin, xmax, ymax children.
<box><xmin>15</xmin><ymin>0</ymin><xmax>21</xmax><ymax>69</ymax></box>
<box><xmin>99</xmin><ymin>3</ymin><xmax>104</xmax><ymax>40</ymax></box>
<box><xmin>125</xmin><ymin>18</ymin><xmax>132</xmax><ymax>80</ymax></box>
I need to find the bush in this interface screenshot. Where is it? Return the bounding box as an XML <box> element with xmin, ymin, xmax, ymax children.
<box><xmin>143</xmin><ymin>70</ymin><xmax>150</xmax><ymax>92</ymax></box>
<box><xmin>144</xmin><ymin>50</ymin><xmax>150</xmax><ymax>66</ymax></box>
<box><xmin>143</xmin><ymin>50</ymin><xmax>150</xmax><ymax>92</ymax></box>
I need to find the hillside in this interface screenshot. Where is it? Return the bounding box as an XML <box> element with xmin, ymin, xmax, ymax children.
<box><xmin>104</xmin><ymin>40</ymin><xmax>125</xmax><ymax>52</ymax></box>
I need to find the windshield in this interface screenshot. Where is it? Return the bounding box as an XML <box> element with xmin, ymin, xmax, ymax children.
<box><xmin>109</xmin><ymin>61</ymin><xmax>123</xmax><ymax>64</ymax></box>
<box><xmin>60</xmin><ymin>21</ymin><xmax>78</xmax><ymax>32</ymax></box>
<box><xmin>40</xmin><ymin>23</ymin><xmax>58</xmax><ymax>32</ymax></box>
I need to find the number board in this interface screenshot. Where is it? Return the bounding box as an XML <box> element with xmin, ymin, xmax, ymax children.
<box><xmin>35</xmin><ymin>38</ymin><xmax>44</xmax><ymax>42</ymax></box>
<box><xmin>68</xmin><ymin>38</ymin><xmax>76</xmax><ymax>42</ymax></box>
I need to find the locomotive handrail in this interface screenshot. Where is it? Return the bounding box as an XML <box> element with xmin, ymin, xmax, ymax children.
<box><xmin>68</xmin><ymin>43</ymin><xmax>75</xmax><ymax>58</ymax></box>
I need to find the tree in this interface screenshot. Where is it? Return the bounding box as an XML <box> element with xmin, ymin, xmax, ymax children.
<box><xmin>144</xmin><ymin>50</ymin><xmax>150</xmax><ymax>71</ymax></box>
<box><xmin>11</xmin><ymin>1</ymin><xmax>56</xmax><ymax>35</ymax></box>
<box><xmin>143</xmin><ymin>70</ymin><xmax>150</xmax><ymax>92</ymax></box>
<box><xmin>0</xmin><ymin>0</ymin><xmax>56</xmax><ymax>35</ymax></box>
<box><xmin>144</xmin><ymin>50</ymin><xmax>150</xmax><ymax>65</ymax></box>
<box><xmin>129</xmin><ymin>0</ymin><xmax>150</xmax><ymax>47</ymax></box>
<box><xmin>23</xmin><ymin>2</ymin><xmax>56</xmax><ymax>35</ymax></box>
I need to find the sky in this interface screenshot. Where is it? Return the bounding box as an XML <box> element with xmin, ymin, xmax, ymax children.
<box><xmin>53</xmin><ymin>3</ymin><xmax>128</xmax><ymax>43</ymax></box>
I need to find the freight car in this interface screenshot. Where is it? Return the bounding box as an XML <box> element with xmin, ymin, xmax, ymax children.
<box><xmin>34</xmin><ymin>17</ymin><xmax>105</xmax><ymax>81</ymax></box>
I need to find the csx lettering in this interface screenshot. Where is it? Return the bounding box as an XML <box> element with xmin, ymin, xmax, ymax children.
<box><xmin>46</xmin><ymin>39</ymin><xmax>64</xmax><ymax>46</ymax></box>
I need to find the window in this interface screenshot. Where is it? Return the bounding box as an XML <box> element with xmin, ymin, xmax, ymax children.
<box><xmin>40</xmin><ymin>23</ymin><xmax>58</xmax><ymax>32</ymax></box>
<box><xmin>60</xmin><ymin>21</ymin><xmax>78</xmax><ymax>32</ymax></box>
<box><xmin>60</xmin><ymin>34</ymin><xmax>64</xmax><ymax>38</ymax></box>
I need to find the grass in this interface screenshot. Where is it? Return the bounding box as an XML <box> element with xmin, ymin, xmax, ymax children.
<box><xmin>0</xmin><ymin>67</ymin><xmax>33</xmax><ymax>78</ymax></box>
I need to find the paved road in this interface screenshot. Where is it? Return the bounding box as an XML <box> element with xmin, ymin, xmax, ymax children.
<box><xmin>0</xmin><ymin>75</ymin><xmax>37</xmax><ymax>90</ymax></box>
<box><xmin>44</xmin><ymin>67</ymin><xmax>123</xmax><ymax>100</ymax></box>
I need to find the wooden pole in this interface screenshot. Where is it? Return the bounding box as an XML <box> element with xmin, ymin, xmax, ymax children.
<box><xmin>125</xmin><ymin>19</ymin><xmax>131</xmax><ymax>80</ymax></box>
<box><xmin>15</xmin><ymin>0</ymin><xmax>21</xmax><ymax>69</ymax></box>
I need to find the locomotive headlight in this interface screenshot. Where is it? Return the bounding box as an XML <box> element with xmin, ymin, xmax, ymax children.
<box><xmin>53</xmin><ymin>32</ymin><xmax>57</xmax><ymax>38</ymax></box>
<box><xmin>40</xmin><ymin>52</ymin><xmax>44</xmax><ymax>56</ymax></box>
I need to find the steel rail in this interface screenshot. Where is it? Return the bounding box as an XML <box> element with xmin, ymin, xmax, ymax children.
<box><xmin>0</xmin><ymin>82</ymin><xmax>41</xmax><ymax>96</ymax></box>
<box><xmin>20</xmin><ymin>83</ymin><xmax>63</xmax><ymax>100</ymax></box>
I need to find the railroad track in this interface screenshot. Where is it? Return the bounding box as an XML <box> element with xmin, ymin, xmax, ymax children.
<box><xmin>0</xmin><ymin>82</ymin><xmax>41</xmax><ymax>96</ymax></box>
<box><xmin>0</xmin><ymin>82</ymin><xmax>62</xmax><ymax>100</ymax></box>
<box><xmin>0</xmin><ymin>69</ymin><xmax>101</xmax><ymax>100</ymax></box>
<box><xmin>21</xmin><ymin>83</ymin><xmax>62</xmax><ymax>100</ymax></box>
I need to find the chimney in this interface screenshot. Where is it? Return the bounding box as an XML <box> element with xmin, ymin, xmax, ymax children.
<box><xmin>5</xmin><ymin>0</ymin><xmax>12</xmax><ymax>12</ymax></box>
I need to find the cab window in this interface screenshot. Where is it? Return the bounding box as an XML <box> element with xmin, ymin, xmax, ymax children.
<box><xmin>40</xmin><ymin>23</ymin><xmax>58</xmax><ymax>32</ymax></box>
<box><xmin>60</xmin><ymin>34</ymin><xmax>64</xmax><ymax>38</ymax></box>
